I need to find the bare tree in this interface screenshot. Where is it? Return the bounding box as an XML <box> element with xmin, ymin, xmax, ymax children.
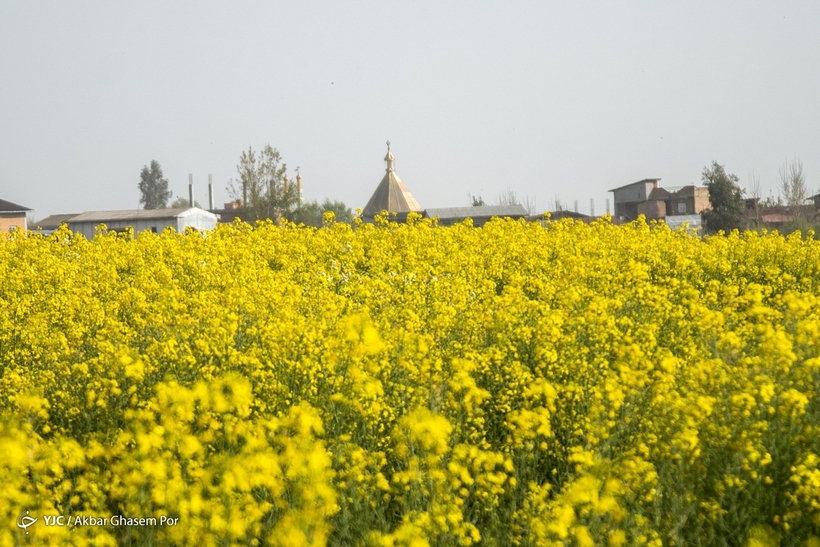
<box><xmin>779</xmin><ymin>157</ymin><xmax>808</xmax><ymax>220</ymax></box>
<box><xmin>747</xmin><ymin>170</ymin><xmax>762</xmax><ymax>202</ymax></box>
<box><xmin>496</xmin><ymin>187</ymin><xmax>519</xmax><ymax>207</ymax></box>
<box><xmin>226</xmin><ymin>144</ymin><xmax>300</xmax><ymax>222</ymax></box>
<box><xmin>746</xmin><ymin>170</ymin><xmax>761</xmax><ymax>226</ymax></box>
<box><xmin>522</xmin><ymin>196</ymin><xmax>537</xmax><ymax>216</ymax></box>
<box><xmin>495</xmin><ymin>187</ymin><xmax>537</xmax><ymax>214</ymax></box>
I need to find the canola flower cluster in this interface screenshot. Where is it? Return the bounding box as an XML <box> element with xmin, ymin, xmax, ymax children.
<box><xmin>1</xmin><ymin>213</ymin><xmax>820</xmax><ymax>546</ymax></box>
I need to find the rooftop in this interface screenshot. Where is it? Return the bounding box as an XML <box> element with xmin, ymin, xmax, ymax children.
<box><xmin>362</xmin><ymin>143</ymin><xmax>423</xmax><ymax>216</ymax></box>
<box><xmin>424</xmin><ymin>205</ymin><xmax>528</xmax><ymax>219</ymax></box>
<box><xmin>69</xmin><ymin>207</ymin><xmax>206</xmax><ymax>223</ymax></box>
<box><xmin>32</xmin><ymin>213</ymin><xmax>79</xmax><ymax>230</ymax></box>
<box><xmin>546</xmin><ymin>210</ymin><xmax>596</xmax><ymax>220</ymax></box>
<box><xmin>608</xmin><ymin>178</ymin><xmax>661</xmax><ymax>192</ymax></box>
<box><xmin>0</xmin><ymin>198</ymin><xmax>32</xmax><ymax>213</ymax></box>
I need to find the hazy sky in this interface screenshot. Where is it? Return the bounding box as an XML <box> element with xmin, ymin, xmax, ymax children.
<box><xmin>2</xmin><ymin>1</ymin><xmax>819</xmax><ymax>220</ymax></box>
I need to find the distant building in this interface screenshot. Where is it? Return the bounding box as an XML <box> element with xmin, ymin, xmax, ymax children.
<box><xmin>543</xmin><ymin>210</ymin><xmax>597</xmax><ymax>223</ymax></box>
<box><xmin>68</xmin><ymin>207</ymin><xmax>218</xmax><ymax>239</ymax></box>
<box><xmin>210</xmin><ymin>200</ymin><xmax>248</xmax><ymax>223</ymax></box>
<box><xmin>760</xmin><ymin>209</ymin><xmax>794</xmax><ymax>227</ymax></box>
<box><xmin>609</xmin><ymin>179</ymin><xmax>661</xmax><ymax>221</ymax></box>
<box><xmin>361</xmin><ymin>144</ymin><xmax>532</xmax><ymax>226</ymax></box>
<box><xmin>31</xmin><ymin>213</ymin><xmax>79</xmax><ymax>235</ymax></box>
<box><xmin>424</xmin><ymin>205</ymin><xmax>528</xmax><ymax>227</ymax></box>
<box><xmin>610</xmin><ymin>179</ymin><xmax>708</xmax><ymax>223</ymax></box>
<box><xmin>362</xmin><ymin>143</ymin><xmax>423</xmax><ymax>221</ymax></box>
<box><xmin>646</xmin><ymin>185</ymin><xmax>709</xmax><ymax>217</ymax></box>
<box><xmin>664</xmin><ymin>215</ymin><xmax>703</xmax><ymax>230</ymax></box>
<box><xmin>0</xmin><ymin>198</ymin><xmax>32</xmax><ymax>233</ymax></box>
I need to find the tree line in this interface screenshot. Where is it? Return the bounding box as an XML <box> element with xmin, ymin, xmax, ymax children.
<box><xmin>701</xmin><ymin>158</ymin><xmax>814</xmax><ymax>235</ymax></box>
<box><xmin>137</xmin><ymin>145</ymin><xmax>352</xmax><ymax>227</ymax></box>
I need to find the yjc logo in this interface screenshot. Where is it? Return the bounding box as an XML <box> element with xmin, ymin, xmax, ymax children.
<box><xmin>17</xmin><ymin>510</ymin><xmax>37</xmax><ymax>535</ymax></box>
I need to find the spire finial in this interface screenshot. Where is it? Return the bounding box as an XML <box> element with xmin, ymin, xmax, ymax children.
<box><xmin>384</xmin><ymin>141</ymin><xmax>395</xmax><ymax>172</ymax></box>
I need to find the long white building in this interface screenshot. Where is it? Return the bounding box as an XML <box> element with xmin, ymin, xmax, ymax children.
<box><xmin>68</xmin><ymin>207</ymin><xmax>218</xmax><ymax>239</ymax></box>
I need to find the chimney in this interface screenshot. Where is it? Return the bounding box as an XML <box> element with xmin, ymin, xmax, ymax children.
<box><xmin>296</xmin><ymin>173</ymin><xmax>303</xmax><ymax>201</ymax></box>
<box><xmin>188</xmin><ymin>174</ymin><xmax>194</xmax><ymax>207</ymax></box>
<box><xmin>606</xmin><ymin>198</ymin><xmax>610</xmax><ymax>215</ymax></box>
<box><xmin>208</xmin><ymin>174</ymin><xmax>214</xmax><ymax>211</ymax></box>
<box><xmin>590</xmin><ymin>198</ymin><xmax>595</xmax><ymax>217</ymax></box>
<box><xmin>574</xmin><ymin>200</ymin><xmax>578</xmax><ymax>213</ymax></box>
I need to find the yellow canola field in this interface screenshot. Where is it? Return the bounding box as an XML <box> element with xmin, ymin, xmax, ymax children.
<box><xmin>1</xmin><ymin>214</ymin><xmax>819</xmax><ymax>546</ymax></box>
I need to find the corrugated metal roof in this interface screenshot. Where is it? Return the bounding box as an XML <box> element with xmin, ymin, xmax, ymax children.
<box><xmin>69</xmin><ymin>207</ymin><xmax>200</xmax><ymax>223</ymax></box>
<box><xmin>547</xmin><ymin>210</ymin><xmax>594</xmax><ymax>220</ymax></box>
<box><xmin>424</xmin><ymin>204</ymin><xmax>528</xmax><ymax>219</ymax></box>
<box><xmin>33</xmin><ymin>214</ymin><xmax>79</xmax><ymax>230</ymax></box>
<box><xmin>0</xmin><ymin>198</ymin><xmax>32</xmax><ymax>213</ymax></box>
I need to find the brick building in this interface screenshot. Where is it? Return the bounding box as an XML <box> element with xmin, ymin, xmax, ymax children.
<box><xmin>0</xmin><ymin>198</ymin><xmax>32</xmax><ymax>232</ymax></box>
<box><xmin>610</xmin><ymin>179</ymin><xmax>709</xmax><ymax>222</ymax></box>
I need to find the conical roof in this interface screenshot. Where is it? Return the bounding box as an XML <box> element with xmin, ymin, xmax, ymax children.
<box><xmin>362</xmin><ymin>144</ymin><xmax>422</xmax><ymax>217</ymax></box>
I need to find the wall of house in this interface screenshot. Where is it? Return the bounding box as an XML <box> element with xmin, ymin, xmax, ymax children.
<box><xmin>667</xmin><ymin>198</ymin><xmax>691</xmax><ymax>215</ymax></box>
<box><xmin>614</xmin><ymin>202</ymin><xmax>640</xmax><ymax>221</ymax></box>
<box><xmin>70</xmin><ymin>210</ymin><xmax>218</xmax><ymax>239</ymax></box>
<box><xmin>637</xmin><ymin>200</ymin><xmax>666</xmax><ymax>219</ymax></box>
<box><xmin>613</xmin><ymin>182</ymin><xmax>658</xmax><ymax>220</ymax></box>
<box><xmin>613</xmin><ymin>202</ymin><xmax>626</xmax><ymax>219</ymax></box>
<box><xmin>70</xmin><ymin>219</ymin><xmax>177</xmax><ymax>239</ymax></box>
<box><xmin>0</xmin><ymin>214</ymin><xmax>27</xmax><ymax>233</ymax></box>
<box><xmin>671</xmin><ymin>186</ymin><xmax>710</xmax><ymax>214</ymax></box>
<box><xmin>612</xmin><ymin>182</ymin><xmax>656</xmax><ymax>205</ymax></box>
<box><xmin>693</xmin><ymin>188</ymin><xmax>710</xmax><ymax>213</ymax></box>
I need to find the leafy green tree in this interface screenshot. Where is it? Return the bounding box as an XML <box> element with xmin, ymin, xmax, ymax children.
<box><xmin>170</xmin><ymin>196</ymin><xmax>201</xmax><ymax>208</ymax></box>
<box><xmin>288</xmin><ymin>200</ymin><xmax>322</xmax><ymax>226</ymax></box>
<box><xmin>138</xmin><ymin>160</ymin><xmax>172</xmax><ymax>209</ymax></box>
<box><xmin>226</xmin><ymin>144</ymin><xmax>300</xmax><ymax>222</ymax></box>
<box><xmin>288</xmin><ymin>198</ymin><xmax>353</xmax><ymax>227</ymax></box>
<box><xmin>760</xmin><ymin>193</ymin><xmax>782</xmax><ymax>208</ymax></box>
<box><xmin>470</xmin><ymin>194</ymin><xmax>486</xmax><ymax>206</ymax></box>
<box><xmin>701</xmin><ymin>161</ymin><xmax>745</xmax><ymax>233</ymax></box>
<box><xmin>317</xmin><ymin>198</ymin><xmax>353</xmax><ymax>224</ymax></box>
